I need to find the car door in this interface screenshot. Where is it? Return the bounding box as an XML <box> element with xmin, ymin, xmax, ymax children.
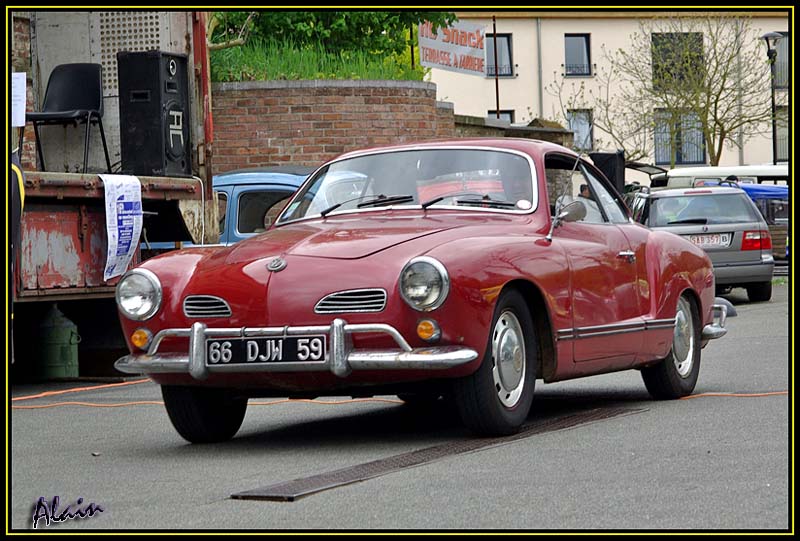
<box><xmin>553</xmin><ymin>160</ymin><xmax>644</xmax><ymax>364</ymax></box>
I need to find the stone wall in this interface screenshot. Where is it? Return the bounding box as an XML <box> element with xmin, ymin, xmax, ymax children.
<box><xmin>12</xmin><ymin>12</ymin><xmax>36</xmax><ymax>169</ymax></box>
<box><xmin>211</xmin><ymin>80</ymin><xmax>452</xmax><ymax>173</ymax></box>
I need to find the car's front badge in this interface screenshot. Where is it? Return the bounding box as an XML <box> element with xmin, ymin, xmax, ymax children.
<box><xmin>267</xmin><ymin>257</ymin><xmax>287</xmax><ymax>272</ymax></box>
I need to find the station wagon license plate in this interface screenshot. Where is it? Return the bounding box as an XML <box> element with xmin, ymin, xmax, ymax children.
<box><xmin>206</xmin><ymin>336</ymin><xmax>327</xmax><ymax>365</ymax></box>
<box><xmin>687</xmin><ymin>233</ymin><xmax>731</xmax><ymax>247</ymax></box>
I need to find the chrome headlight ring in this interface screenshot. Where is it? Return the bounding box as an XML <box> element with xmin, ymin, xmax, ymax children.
<box><xmin>115</xmin><ymin>268</ymin><xmax>163</xmax><ymax>321</ymax></box>
<box><xmin>399</xmin><ymin>256</ymin><xmax>450</xmax><ymax>311</ymax></box>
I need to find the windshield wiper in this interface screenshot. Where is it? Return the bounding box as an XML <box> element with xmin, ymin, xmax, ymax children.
<box><xmin>455</xmin><ymin>196</ymin><xmax>516</xmax><ymax>208</ymax></box>
<box><xmin>320</xmin><ymin>194</ymin><xmax>414</xmax><ymax>217</ymax></box>
<box><xmin>357</xmin><ymin>194</ymin><xmax>414</xmax><ymax>208</ymax></box>
<box><xmin>667</xmin><ymin>218</ymin><xmax>708</xmax><ymax>225</ymax></box>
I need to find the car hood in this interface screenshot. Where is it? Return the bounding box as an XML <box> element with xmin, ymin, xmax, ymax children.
<box><xmin>221</xmin><ymin>215</ymin><xmax>460</xmax><ymax>264</ymax></box>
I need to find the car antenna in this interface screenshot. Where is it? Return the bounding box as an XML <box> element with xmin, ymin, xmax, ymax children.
<box><xmin>545</xmin><ymin>151</ymin><xmax>586</xmax><ymax>243</ymax></box>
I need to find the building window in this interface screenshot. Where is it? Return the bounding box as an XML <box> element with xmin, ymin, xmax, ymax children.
<box><xmin>487</xmin><ymin>110</ymin><xmax>515</xmax><ymax>122</ymax></box>
<box><xmin>777</xmin><ymin>105</ymin><xmax>788</xmax><ymax>162</ymax></box>
<box><xmin>486</xmin><ymin>34</ymin><xmax>513</xmax><ymax>77</ymax></box>
<box><xmin>654</xmin><ymin>110</ymin><xmax>706</xmax><ymax>165</ymax></box>
<box><xmin>651</xmin><ymin>32</ymin><xmax>704</xmax><ymax>91</ymax></box>
<box><xmin>567</xmin><ymin>109</ymin><xmax>593</xmax><ymax>151</ymax></box>
<box><xmin>775</xmin><ymin>32</ymin><xmax>789</xmax><ymax>89</ymax></box>
<box><xmin>564</xmin><ymin>34</ymin><xmax>591</xmax><ymax>76</ymax></box>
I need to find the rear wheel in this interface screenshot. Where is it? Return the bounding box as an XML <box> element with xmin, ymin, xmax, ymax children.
<box><xmin>161</xmin><ymin>385</ymin><xmax>247</xmax><ymax>443</ymax></box>
<box><xmin>453</xmin><ymin>289</ymin><xmax>537</xmax><ymax>436</ymax></box>
<box><xmin>746</xmin><ymin>281</ymin><xmax>772</xmax><ymax>302</ymax></box>
<box><xmin>641</xmin><ymin>294</ymin><xmax>701</xmax><ymax>399</ymax></box>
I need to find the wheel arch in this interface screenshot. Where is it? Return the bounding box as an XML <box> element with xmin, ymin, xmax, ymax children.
<box><xmin>499</xmin><ymin>279</ymin><xmax>557</xmax><ymax>383</ymax></box>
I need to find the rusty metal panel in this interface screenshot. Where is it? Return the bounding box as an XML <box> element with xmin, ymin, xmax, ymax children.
<box><xmin>18</xmin><ymin>203</ymin><xmax>139</xmax><ymax>297</ymax></box>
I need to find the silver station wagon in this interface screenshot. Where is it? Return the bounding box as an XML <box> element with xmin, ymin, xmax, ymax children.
<box><xmin>630</xmin><ymin>187</ymin><xmax>775</xmax><ymax>302</ymax></box>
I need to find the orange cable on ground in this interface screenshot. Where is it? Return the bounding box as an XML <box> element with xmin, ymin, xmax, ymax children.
<box><xmin>11</xmin><ymin>378</ymin><xmax>149</xmax><ymax>402</ymax></box>
<box><xmin>680</xmin><ymin>391</ymin><xmax>788</xmax><ymax>400</ymax></box>
<box><xmin>12</xmin><ymin>397</ymin><xmax>406</xmax><ymax>410</ymax></box>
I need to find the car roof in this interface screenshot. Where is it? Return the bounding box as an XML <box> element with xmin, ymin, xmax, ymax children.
<box><xmin>665</xmin><ymin>164</ymin><xmax>788</xmax><ymax>177</ymax></box>
<box><xmin>648</xmin><ymin>187</ymin><xmax>748</xmax><ymax>198</ymax></box>
<box><xmin>332</xmin><ymin>138</ymin><xmax>576</xmax><ymax>161</ymax></box>
<box><xmin>213</xmin><ymin>166</ymin><xmax>314</xmax><ymax>187</ymax></box>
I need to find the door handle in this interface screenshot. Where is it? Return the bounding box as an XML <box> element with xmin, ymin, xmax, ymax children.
<box><xmin>617</xmin><ymin>250</ymin><xmax>636</xmax><ymax>263</ymax></box>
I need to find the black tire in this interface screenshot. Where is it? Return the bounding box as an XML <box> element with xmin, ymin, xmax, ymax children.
<box><xmin>161</xmin><ymin>385</ymin><xmax>248</xmax><ymax>443</ymax></box>
<box><xmin>453</xmin><ymin>289</ymin><xmax>537</xmax><ymax>436</ymax></box>
<box><xmin>641</xmin><ymin>294</ymin><xmax>701</xmax><ymax>399</ymax></box>
<box><xmin>746</xmin><ymin>281</ymin><xmax>772</xmax><ymax>302</ymax></box>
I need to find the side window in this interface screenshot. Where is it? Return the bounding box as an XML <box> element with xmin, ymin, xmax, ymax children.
<box><xmin>216</xmin><ymin>192</ymin><xmax>228</xmax><ymax>241</ymax></box>
<box><xmin>630</xmin><ymin>195</ymin><xmax>648</xmax><ymax>224</ymax></box>
<box><xmin>582</xmin><ymin>165</ymin><xmax>629</xmax><ymax>223</ymax></box>
<box><xmin>238</xmin><ymin>190</ymin><xmax>295</xmax><ymax>234</ymax></box>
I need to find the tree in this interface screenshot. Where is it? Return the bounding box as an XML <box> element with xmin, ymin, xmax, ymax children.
<box><xmin>547</xmin><ymin>15</ymin><xmax>775</xmax><ymax>166</ymax></box>
<box><xmin>238</xmin><ymin>11</ymin><xmax>456</xmax><ymax>57</ymax></box>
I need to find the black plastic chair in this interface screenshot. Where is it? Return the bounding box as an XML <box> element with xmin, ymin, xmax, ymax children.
<box><xmin>25</xmin><ymin>63</ymin><xmax>111</xmax><ymax>173</ymax></box>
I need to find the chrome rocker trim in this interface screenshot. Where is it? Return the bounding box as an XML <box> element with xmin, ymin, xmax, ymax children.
<box><xmin>701</xmin><ymin>304</ymin><xmax>728</xmax><ymax>341</ymax></box>
<box><xmin>114</xmin><ymin>319</ymin><xmax>478</xmax><ymax>380</ymax></box>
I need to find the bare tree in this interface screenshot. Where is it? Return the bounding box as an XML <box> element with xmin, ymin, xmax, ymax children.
<box><xmin>547</xmin><ymin>15</ymin><xmax>775</xmax><ymax>166</ymax></box>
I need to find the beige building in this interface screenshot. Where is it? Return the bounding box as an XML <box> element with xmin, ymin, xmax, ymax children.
<box><xmin>427</xmin><ymin>11</ymin><xmax>790</xmax><ymax>169</ymax></box>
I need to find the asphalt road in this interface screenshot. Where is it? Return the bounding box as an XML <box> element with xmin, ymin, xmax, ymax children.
<box><xmin>8</xmin><ymin>283</ymin><xmax>791</xmax><ymax>532</ymax></box>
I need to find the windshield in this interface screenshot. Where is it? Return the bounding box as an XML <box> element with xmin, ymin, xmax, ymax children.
<box><xmin>650</xmin><ymin>193</ymin><xmax>760</xmax><ymax>227</ymax></box>
<box><xmin>278</xmin><ymin>148</ymin><xmax>536</xmax><ymax>223</ymax></box>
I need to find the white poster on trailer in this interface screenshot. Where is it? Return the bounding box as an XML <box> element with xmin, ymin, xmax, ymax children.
<box><xmin>100</xmin><ymin>174</ymin><xmax>143</xmax><ymax>281</ymax></box>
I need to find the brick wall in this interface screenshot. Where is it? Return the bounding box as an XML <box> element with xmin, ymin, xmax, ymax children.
<box><xmin>12</xmin><ymin>12</ymin><xmax>36</xmax><ymax>169</ymax></box>
<box><xmin>212</xmin><ymin>80</ymin><xmax>450</xmax><ymax>173</ymax></box>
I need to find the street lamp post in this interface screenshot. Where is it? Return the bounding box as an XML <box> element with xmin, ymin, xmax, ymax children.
<box><xmin>761</xmin><ymin>31</ymin><xmax>782</xmax><ymax>165</ymax></box>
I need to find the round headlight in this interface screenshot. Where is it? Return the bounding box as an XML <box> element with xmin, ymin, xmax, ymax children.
<box><xmin>399</xmin><ymin>257</ymin><xmax>449</xmax><ymax>311</ymax></box>
<box><xmin>115</xmin><ymin>269</ymin><xmax>162</xmax><ymax>321</ymax></box>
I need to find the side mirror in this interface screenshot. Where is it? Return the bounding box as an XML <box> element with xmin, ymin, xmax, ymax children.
<box><xmin>546</xmin><ymin>200</ymin><xmax>586</xmax><ymax>242</ymax></box>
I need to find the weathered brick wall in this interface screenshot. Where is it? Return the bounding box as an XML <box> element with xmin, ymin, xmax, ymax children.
<box><xmin>12</xmin><ymin>12</ymin><xmax>36</xmax><ymax>169</ymax></box>
<box><xmin>212</xmin><ymin>80</ymin><xmax>450</xmax><ymax>173</ymax></box>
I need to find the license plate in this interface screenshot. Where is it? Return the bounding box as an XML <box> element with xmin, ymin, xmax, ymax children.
<box><xmin>687</xmin><ymin>233</ymin><xmax>730</xmax><ymax>247</ymax></box>
<box><xmin>206</xmin><ymin>336</ymin><xmax>327</xmax><ymax>365</ymax></box>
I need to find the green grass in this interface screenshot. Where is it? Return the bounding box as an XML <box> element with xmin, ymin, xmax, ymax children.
<box><xmin>210</xmin><ymin>38</ymin><xmax>426</xmax><ymax>82</ymax></box>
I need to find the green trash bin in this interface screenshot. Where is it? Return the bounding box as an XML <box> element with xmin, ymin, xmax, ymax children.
<box><xmin>35</xmin><ymin>304</ymin><xmax>80</xmax><ymax>379</ymax></box>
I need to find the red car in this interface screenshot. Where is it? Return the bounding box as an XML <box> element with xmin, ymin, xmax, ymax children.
<box><xmin>114</xmin><ymin>139</ymin><xmax>728</xmax><ymax>442</ymax></box>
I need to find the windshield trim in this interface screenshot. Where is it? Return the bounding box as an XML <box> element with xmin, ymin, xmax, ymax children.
<box><xmin>275</xmin><ymin>145</ymin><xmax>539</xmax><ymax>227</ymax></box>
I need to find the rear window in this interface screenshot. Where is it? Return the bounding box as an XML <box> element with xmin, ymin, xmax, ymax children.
<box><xmin>650</xmin><ymin>193</ymin><xmax>759</xmax><ymax>227</ymax></box>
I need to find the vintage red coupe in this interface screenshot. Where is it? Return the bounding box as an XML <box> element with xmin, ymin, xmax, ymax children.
<box><xmin>115</xmin><ymin>139</ymin><xmax>727</xmax><ymax>442</ymax></box>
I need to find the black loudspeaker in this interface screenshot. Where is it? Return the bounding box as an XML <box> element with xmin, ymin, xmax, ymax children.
<box><xmin>589</xmin><ymin>150</ymin><xmax>625</xmax><ymax>194</ymax></box>
<box><xmin>117</xmin><ymin>51</ymin><xmax>192</xmax><ymax>177</ymax></box>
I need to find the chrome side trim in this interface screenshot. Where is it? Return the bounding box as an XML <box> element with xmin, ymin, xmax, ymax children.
<box><xmin>556</xmin><ymin>318</ymin><xmax>675</xmax><ymax>341</ymax></box>
<box><xmin>115</xmin><ymin>319</ymin><xmax>476</xmax><ymax>380</ymax></box>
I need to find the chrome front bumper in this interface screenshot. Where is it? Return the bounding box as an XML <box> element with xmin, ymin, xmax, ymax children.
<box><xmin>114</xmin><ymin>319</ymin><xmax>479</xmax><ymax>380</ymax></box>
<box><xmin>701</xmin><ymin>304</ymin><xmax>728</xmax><ymax>341</ymax></box>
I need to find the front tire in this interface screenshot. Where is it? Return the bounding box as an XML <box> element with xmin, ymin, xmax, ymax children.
<box><xmin>746</xmin><ymin>281</ymin><xmax>772</xmax><ymax>302</ymax></box>
<box><xmin>453</xmin><ymin>289</ymin><xmax>537</xmax><ymax>436</ymax></box>
<box><xmin>641</xmin><ymin>294</ymin><xmax>701</xmax><ymax>399</ymax></box>
<box><xmin>161</xmin><ymin>385</ymin><xmax>248</xmax><ymax>443</ymax></box>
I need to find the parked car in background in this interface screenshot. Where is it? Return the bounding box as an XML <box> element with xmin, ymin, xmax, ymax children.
<box><xmin>114</xmin><ymin>139</ymin><xmax>727</xmax><ymax>443</ymax></box>
<box><xmin>142</xmin><ymin>166</ymin><xmax>312</xmax><ymax>254</ymax></box>
<box><xmin>630</xmin><ymin>187</ymin><xmax>775</xmax><ymax>302</ymax></box>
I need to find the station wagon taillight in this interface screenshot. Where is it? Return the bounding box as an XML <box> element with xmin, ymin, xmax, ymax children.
<box><xmin>741</xmin><ymin>230</ymin><xmax>772</xmax><ymax>251</ymax></box>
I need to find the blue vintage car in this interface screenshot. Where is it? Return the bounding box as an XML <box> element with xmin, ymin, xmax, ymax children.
<box><xmin>142</xmin><ymin>166</ymin><xmax>312</xmax><ymax>251</ymax></box>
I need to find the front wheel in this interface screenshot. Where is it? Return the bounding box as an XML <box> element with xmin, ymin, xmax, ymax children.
<box><xmin>641</xmin><ymin>294</ymin><xmax>701</xmax><ymax>399</ymax></box>
<box><xmin>161</xmin><ymin>385</ymin><xmax>248</xmax><ymax>443</ymax></box>
<box><xmin>453</xmin><ymin>289</ymin><xmax>537</xmax><ymax>436</ymax></box>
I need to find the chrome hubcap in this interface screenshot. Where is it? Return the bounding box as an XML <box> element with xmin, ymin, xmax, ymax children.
<box><xmin>672</xmin><ymin>297</ymin><xmax>695</xmax><ymax>378</ymax></box>
<box><xmin>491</xmin><ymin>311</ymin><xmax>526</xmax><ymax>408</ymax></box>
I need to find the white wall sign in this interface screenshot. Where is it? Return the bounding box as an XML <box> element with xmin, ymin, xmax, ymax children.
<box><xmin>418</xmin><ymin>20</ymin><xmax>487</xmax><ymax>76</ymax></box>
<box><xmin>12</xmin><ymin>72</ymin><xmax>27</xmax><ymax>127</ymax></box>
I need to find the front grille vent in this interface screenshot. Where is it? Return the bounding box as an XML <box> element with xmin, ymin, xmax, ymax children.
<box><xmin>314</xmin><ymin>289</ymin><xmax>387</xmax><ymax>314</ymax></box>
<box><xmin>183</xmin><ymin>295</ymin><xmax>232</xmax><ymax>318</ymax></box>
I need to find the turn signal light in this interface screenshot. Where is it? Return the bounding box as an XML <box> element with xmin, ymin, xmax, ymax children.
<box><xmin>417</xmin><ymin>319</ymin><xmax>441</xmax><ymax>342</ymax></box>
<box><xmin>741</xmin><ymin>230</ymin><xmax>772</xmax><ymax>251</ymax></box>
<box><xmin>131</xmin><ymin>328</ymin><xmax>152</xmax><ymax>350</ymax></box>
